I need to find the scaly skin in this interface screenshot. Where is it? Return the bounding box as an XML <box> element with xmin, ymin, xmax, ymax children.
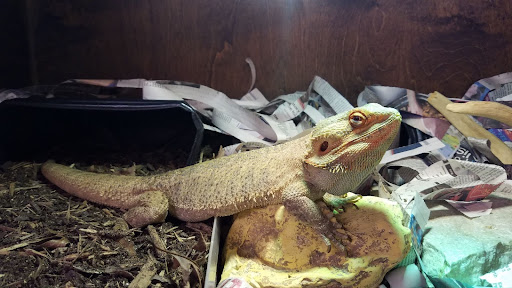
<box><xmin>41</xmin><ymin>103</ymin><xmax>401</xmax><ymax>251</ymax></box>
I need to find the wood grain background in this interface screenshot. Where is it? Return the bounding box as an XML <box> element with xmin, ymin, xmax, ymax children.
<box><xmin>3</xmin><ymin>0</ymin><xmax>512</xmax><ymax>103</ymax></box>
<box><xmin>0</xmin><ymin>1</ymin><xmax>30</xmax><ymax>88</ymax></box>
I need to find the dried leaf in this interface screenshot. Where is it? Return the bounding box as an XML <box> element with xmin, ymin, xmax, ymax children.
<box><xmin>28</xmin><ymin>257</ymin><xmax>47</xmax><ymax>279</ymax></box>
<box><xmin>78</xmin><ymin>228</ymin><xmax>97</xmax><ymax>234</ymax></box>
<box><xmin>117</xmin><ymin>238</ymin><xmax>136</xmax><ymax>257</ymax></box>
<box><xmin>193</xmin><ymin>234</ymin><xmax>207</xmax><ymax>252</ymax></box>
<box><xmin>42</xmin><ymin>238</ymin><xmax>70</xmax><ymax>249</ymax></box>
<box><xmin>0</xmin><ymin>225</ymin><xmax>17</xmax><ymax>232</ymax></box>
<box><xmin>60</xmin><ymin>252</ymin><xmax>91</xmax><ymax>262</ymax></box>
<box><xmin>170</xmin><ymin>253</ymin><xmax>202</xmax><ymax>288</ymax></box>
<box><xmin>120</xmin><ymin>164</ymin><xmax>137</xmax><ymax>176</ymax></box>
<box><xmin>9</xmin><ymin>182</ymin><xmax>15</xmax><ymax>197</ymax></box>
<box><xmin>0</xmin><ymin>237</ymin><xmax>52</xmax><ymax>254</ymax></box>
<box><xmin>128</xmin><ymin>257</ymin><xmax>158</xmax><ymax>288</ymax></box>
<box><xmin>151</xmin><ymin>273</ymin><xmax>172</xmax><ymax>285</ymax></box>
<box><xmin>185</xmin><ymin>222</ymin><xmax>212</xmax><ymax>235</ymax></box>
<box><xmin>113</xmin><ymin>217</ymin><xmax>130</xmax><ymax>231</ymax></box>
<box><xmin>99</xmin><ymin>251</ymin><xmax>119</xmax><ymax>257</ymax></box>
<box><xmin>216</xmin><ymin>146</ymin><xmax>225</xmax><ymax>158</ymax></box>
<box><xmin>24</xmin><ymin>248</ymin><xmax>48</xmax><ymax>258</ymax></box>
<box><xmin>64</xmin><ymin>281</ymin><xmax>76</xmax><ymax>288</ymax></box>
<box><xmin>148</xmin><ymin>225</ymin><xmax>167</xmax><ymax>259</ymax></box>
<box><xmin>98</xmin><ymin>229</ymin><xmax>131</xmax><ymax>239</ymax></box>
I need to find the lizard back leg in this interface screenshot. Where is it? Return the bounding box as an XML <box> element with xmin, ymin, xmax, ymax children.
<box><xmin>123</xmin><ymin>190</ymin><xmax>169</xmax><ymax>227</ymax></box>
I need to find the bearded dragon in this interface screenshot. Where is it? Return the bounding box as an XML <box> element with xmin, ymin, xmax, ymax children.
<box><xmin>41</xmin><ymin>103</ymin><xmax>401</xmax><ymax>251</ymax></box>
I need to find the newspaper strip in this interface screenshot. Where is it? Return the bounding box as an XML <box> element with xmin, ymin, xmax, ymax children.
<box><xmin>217</xmin><ymin>277</ymin><xmax>254</xmax><ymax>288</ymax></box>
<box><xmin>358</xmin><ymin>84</ymin><xmax>509</xmax><ymax>164</ymax></box>
<box><xmin>308</xmin><ymin>76</ymin><xmax>353</xmax><ymax>114</ymax></box>
<box><xmin>480</xmin><ymin>262</ymin><xmax>512</xmax><ymax>288</ymax></box>
<box><xmin>143</xmin><ymin>80</ymin><xmax>278</xmax><ymax>141</ymax></box>
<box><xmin>268</xmin><ymin>92</ymin><xmax>305</xmax><ymax>122</ymax></box>
<box><xmin>386</xmin><ymin>159</ymin><xmax>510</xmax><ymax>216</ymax></box>
<box><xmin>488</xmin><ymin>82</ymin><xmax>512</xmax><ymax>102</ymax></box>
<box><xmin>380</xmin><ymin>137</ymin><xmax>445</xmax><ymax>164</ymax></box>
<box><xmin>445</xmin><ymin>200</ymin><xmax>492</xmax><ymax>218</ymax></box>
<box><xmin>460</xmin><ymin>72</ymin><xmax>512</xmax><ymax>156</ymax></box>
<box><xmin>45</xmin><ymin>77</ymin><xmax>354</xmax><ymax>150</ymax></box>
<box><xmin>245</xmin><ymin>58</ymin><xmax>257</xmax><ymax>94</ymax></box>
<box><xmin>499</xmin><ymin>94</ymin><xmax>512</xmax><ymax>101</ymax></box>
<box><xmin>0</xmin><ymin>89</ymin><xmax>30</xmax><ymax>103</ymax></box>
<box><xmin>234</xmin><ymin>89</ymin><xmax>269</xmax><ymax>110</ymax></box>
<box><xmin>211</xmin><ymin>109</ymin><xmax>268</xmax><ymax>144</ymax></box>
<box><xmin>0</xmin><ymin>76</ymin><xmax>352</xmax><ymax>150</ymax></box>
<box><xmin>463</xmin><ymin>72</ymin><xmax>512</xmax><ymax>101</ymax></box>
<box><xmin>460</xmin><ymin>72</ymin><xmax>512</xmax><ymax>157</ymax></box>
<box><xmin>409</xmin><ymin>193</ymin><xmax>430</xmax><ymax>255</ymax></box>
<box><xmin>137</xmin><ymin>77</ymin><xmax>355</xmax><ymax>147</ymax></box>
<box><xmin>303</xmin><ymin>104</ymin><xmax>326</xmax><ymax>123</ymax></box>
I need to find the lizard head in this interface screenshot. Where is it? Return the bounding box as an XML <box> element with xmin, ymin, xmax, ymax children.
<box><xmin>303</xmin><ymin>103</ymin><xmax>401</xmax><ymax>193</ymax></box>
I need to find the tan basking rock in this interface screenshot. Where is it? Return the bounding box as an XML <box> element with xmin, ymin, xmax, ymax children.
<box><xmin>220</xmin><ymin>195</ymin><xmax>411</xmax><ymax>287</ymax></box>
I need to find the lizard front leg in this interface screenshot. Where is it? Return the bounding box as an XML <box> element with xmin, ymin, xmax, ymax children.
<box><xmin>282</xmin><ymin>181</ymin><xmax>346</xmax><ymax>253</ymax></box>
<box><xmin>323</xmin><ymin>193</ymin><xmax>362</xmax><ymax>212</ymax></box>
<box><xmin>317</xmin><ymin>195</ymin><xmax>360</xmax><ymax>243</ymax></box>
<box><xmin>321</xmin><ymin>193</ymin><xmax>362</xmax><ymax>244</ymax></box>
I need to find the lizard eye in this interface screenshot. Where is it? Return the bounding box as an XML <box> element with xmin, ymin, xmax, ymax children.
<box><xmin>349</xmin><ymin>112</ymin><xmax>366</xmax><ymax>127</ymax></box>
<box><xmin>320</xmin><ymin>141</ymin><xmax>329</xmax><ymax>152</ymax></box>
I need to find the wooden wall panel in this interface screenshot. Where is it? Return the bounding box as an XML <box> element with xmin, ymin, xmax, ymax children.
<box><xmin>0</xmin><ymin>1</ymin><xmax>30</xmax><ymax>88</ymax></box>
<box><xmin>25</xmin><ymin>0</ymin><xmax>512</xmax><ymax>103</ymax></box>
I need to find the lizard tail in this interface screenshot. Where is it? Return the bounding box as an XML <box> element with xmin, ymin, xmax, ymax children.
<box><xmin>41</xmin><ymin>161</ymin><xmax>153</xmax><ymax>209</ymax></box>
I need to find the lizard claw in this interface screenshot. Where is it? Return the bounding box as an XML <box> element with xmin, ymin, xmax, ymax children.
<box><xmin>316</xmin><ymin>197</ymin><xmax>360</xmax><ymax>256</ymax></box>
<box><xmin>321</xmin><ymin>233</ymin><xmax>346</xmax><ymax>255</ymax></box>
<box><xmin>323</xmin><ymin>193</ymin><xmax>362</xmax><ymax>213</ymax></box>
<box><xmin>321</xmin><ymin>234</ymin><xmax>332</xmax><ymax>253</ymax></box>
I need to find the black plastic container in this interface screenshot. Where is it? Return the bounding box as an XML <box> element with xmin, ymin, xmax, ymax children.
<box><xmin>0</xmin><ymin>98</ymin><xmax>203</xmax><ymax>166</ymax></box>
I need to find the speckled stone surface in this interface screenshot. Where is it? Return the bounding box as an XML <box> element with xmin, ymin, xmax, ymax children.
<box><xmin>422</xmin><ymin>191</ymin><xmax>512</xmax><ymax>286</ymax></box>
